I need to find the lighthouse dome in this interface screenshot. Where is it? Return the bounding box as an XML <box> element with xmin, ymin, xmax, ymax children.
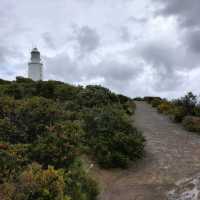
<box><xmin>31</xmin><ymin>48</ymin><xmax>41</xmax><ymax>62</ymax></box>
<box><xmin>32</xmin><ymin>47</ymin><xmax>39</xmax><ymax>52</ymax></box>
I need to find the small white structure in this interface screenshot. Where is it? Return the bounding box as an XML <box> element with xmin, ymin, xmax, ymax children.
<box><xmin>28</xmin><ymin>48</ymin><xmax>43</xmax><ymax>81</ymax></box>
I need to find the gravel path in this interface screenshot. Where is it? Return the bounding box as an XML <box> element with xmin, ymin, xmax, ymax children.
<box><xmin>93</xmin><ymin>101</ymin><xmax>200</xmax><ymax>200</ymax></box>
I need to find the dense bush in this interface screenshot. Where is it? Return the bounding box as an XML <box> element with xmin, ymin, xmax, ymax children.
<box><xmin>28</xmin><ymin>122</ymin><xmax>84</xmax><ymax>168</ymax></box>
<box><xmin>123</xmin><ymin>101</ymin><xmax>136</xmax><ymax>115</ymax></box>
<box><xmin>173</xmin><ymin>92</ymin><xmax>197</xmax><ymax>115</ymax></box>
<box><xmin>194</xmin><ymin>106</ymin><xmax>200</xmax><ymax>117</ymax></box>
<box><xmin>183</xmin><ymin>116</ymin><xmax>200</xmax><ymax>133</ymax></box>
<box><xmin>0</xmin><ymin>96</ymin><xmax>64</xmax><ymax>143</ymax></box>
<box><xmin>151</xmin><ymin>98</ymin><xmax>162</xmax><ymax>108</ymax></box>
<box><xmin>0</xmin><ymin>118</ymin><xmax>20</xmax><ymax>144</ymax></box>
<box><xmin>0</xmin><ymin>77</ymin><xmax>144</xmax><ymax>200</ymax></box>
<box><xmin>1</xmin><ymin>163</ymin><xmax>70</xmax><ymax>200</ymax></box>
<box><xmin>170</xmin><ymin>106</ymin><xmax>187</xmax><ymax>123</ymax></box>
<box><xmin>64</xmin><ymin>160</ymin><xmax>99</xmax><ymax>200</ymax></box>
<box><xmin>0</xmin><ymin>144</ymin><xmax>29</xmax><ymax>182</ymax></box>
<box><xmin>77</xmin><ymin>85</ymin><xmax>119</xmax><ymax>108</ymax></box>
<box><xmin>157</xmin><ymin>101</ymin><xmax>173</xmax><ymax>114</ymax></box>
<box><xmin>144</xmin><ymin>96</ymin><xmax>161</xmax><ymax>104</ymax></box>
<box><xmin>83</xmin><ymin>106</ymin><xmax>145</xmax><ymax>168</ymax></box>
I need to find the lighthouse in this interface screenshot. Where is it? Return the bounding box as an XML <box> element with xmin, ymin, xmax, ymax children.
<box><xmin>28</xmin><ymin>48</ymin><xmax>43</xmax><ymax>81</ymax></box>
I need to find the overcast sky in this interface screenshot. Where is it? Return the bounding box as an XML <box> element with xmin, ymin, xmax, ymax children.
<box><xmin>0</xmin><ymin>0</ymin><xmax>200</xmax><ymax>98</ymax></box>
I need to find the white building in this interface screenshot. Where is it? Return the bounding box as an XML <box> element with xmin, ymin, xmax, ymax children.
<box><xmin>28</xmin><ymin>48</ymin><xmax>43</xmax><ymax>81</ymax></box>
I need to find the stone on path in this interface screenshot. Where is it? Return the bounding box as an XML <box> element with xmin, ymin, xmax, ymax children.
<box><xmin>168</xmin><ymin>175</ymin><xmax>200</xmax><ymax>200</ymax></box>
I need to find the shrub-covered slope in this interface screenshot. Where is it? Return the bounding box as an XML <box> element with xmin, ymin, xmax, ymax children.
<box><xmin>0</xmin><ymin>77</ymin><xmax>145</xmax><ymax>200</ymax></box>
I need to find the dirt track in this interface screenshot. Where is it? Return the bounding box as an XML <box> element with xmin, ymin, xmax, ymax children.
<box><xmin>93</xmin><ymin>101</ymin><xmax>200</xmax><ymax>200</ymax></box>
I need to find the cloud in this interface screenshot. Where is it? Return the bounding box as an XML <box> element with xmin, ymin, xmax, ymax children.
<box><xmin>156</xmin><ymin>0</ymin><xmax>200</xmax><ymax>28</ymax></box>
<box><xmin>75</xmin><ymin>26</ymin><xmax>100</xmax><ymax>57</ymax></box>
<box><xmin>120</xmin><ymin>26</ymin><xmax>131</xmax><ymax>42</ymax></box>
<box><xmin>42</xmin><ymin>33</ymin><xmax>56</xmax><ymax>49</ymax></box>
<box><xmin>97</xmin><ymin>60</ymin><xmax>143</xmax><ymax>94</ymax></box>
<box><xmin>45</xmin><ymin>53</ymin><xmax>79</xmax><ymax>83</ymax></box>
<box><xmin>128</xmin><ymin>16</ymin><xmax>147</xmax><ymax>24</ymax></box>
<box><xmin>184</xmin><ymin>29</ymin><xmax>200</xmax><ymax>53</ymax></box>
<box><xmin>132</xmin><ymin>40</ymin><xmax>190</xmax><ymax>91</ymax></box>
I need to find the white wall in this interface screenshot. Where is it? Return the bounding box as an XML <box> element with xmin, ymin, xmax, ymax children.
<box><xmin>28</xmin><ymin>63</ymin><xmax>43</xmax><ymax>81</ymax></box>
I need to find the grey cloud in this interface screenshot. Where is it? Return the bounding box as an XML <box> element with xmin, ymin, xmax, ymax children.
<box><xmin>135</xmin><ymin>42</ymin><xmax>187</xmax><ymax>91</ymax></box>
<box><xmin>184</xmin><ymin>29</ymin><xmax>200</xmax><ymax>53</ymax></box>
<box><xmin>96</xmin><ymin>60</ymin><xmax>140</xmax><ymax>81</ymax></box>
<box><xmin>45</xmin><ymin>54</ymin><xmax>79</xmax><ymax>82</ymax></box>
<box><xmin>42</xmin><ymin>32</ymin><xmax>56</xmax><ymax>49</ymax></box>
<box><xmin>76</xmin><ymin>26</ymin><xmax>100</xmax><ymax>56</ymax></box>
<box><xmin>83</xmin><ymin>59</ymin><xmax>144</xmax><ymax>93</ymax></box>
<box><xmin>0</xmin><ymin>45</ymin><xmax>23</xmax><ymax>64</ymax></box>
<box><xmin>0</xmin><ymin>46</ymin><xmax>8</xmax><ymax>63</ymax></box>
<box><xmin>128</xmin><ymin>16</ymin><xmax>147</xmax><ymax>24</ymax></box>
<box><xmin>138</xmin><ymin>42</ymin><xmax>178</xmax><ymax>70</ymax></box>
<box><xmin>152</xmin><ymin>70</ymin><xmax>185</xmax><ymax>92</ymax></box>
<box><xmin>120</xmin><ymin>26</ymin><xmax>131</xmax><ymax>42</ymax></box>
<box><xmin>155</xmin><ymin>0</ymin><xmax>200</xmax><ymax>66</ymax></box>
<box><xmin>156</xmin><ymin>0</ymin><xmax>200</xmax><ymax>28</ymax></box>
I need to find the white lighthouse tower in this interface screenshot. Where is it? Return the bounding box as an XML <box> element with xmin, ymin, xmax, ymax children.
<box><xmin>28</xmin><ymin>48</ymin><xmax>43</xmax><ymax>81</ymax></box>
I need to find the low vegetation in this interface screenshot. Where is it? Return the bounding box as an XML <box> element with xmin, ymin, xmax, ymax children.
<box><xmin>143</xmin><ymin>92</ymin><xmax>200</xmax><ymax>134</ymax></box>
<box><xmin>0</xmin><ymin>77</ymin><xmax>145</xmax><ymax>200</ymax></box>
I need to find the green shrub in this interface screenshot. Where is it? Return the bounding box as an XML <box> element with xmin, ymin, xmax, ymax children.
<box><xmin>144</xmin><ymin>96</ymin><xmax>161</xmax><ymax>104</ymax></box>
<box><xmin>173</xmin><ymin>92</ymin><xmax>197</xmax><ymax>115</ymax></box>
<box><xmin>84</xmin><ymin>107</ymin><xmax>145</xmax><ymax>168</ymax></box>
<box><xmin>28</xmin><ymin>122</ymin><xmax>84</xmax><ymax>168</ymax></box>
<box><xmin>0</xmin><ymin>96</ymin><xmax>19</xmax><ymax>120</ymax></box>
<box><xmin>183</xmin><ymin>116</ymin><xmax>200</xmax><ymax>133</ymax></box>
<box><xmin>157</xmin><ymin>102</ymin><xmax>173</xmax><ymax>114</ymax></box>
<box><xmin>194</xmin><ymin>106</ymin><xmax>200</xmax><ymax>117</ymax></box>
<box><xmin>151</xmin><ymin>98</ymin><xmax>162</xmax><ymax>108</ymax></box>
<box><xmin>0</xmin><ymin>144</ymin><xmax>29</xmax><ymax>182</ymax></box>
<box><xmin>64</xmin><ymin>160</ymin><xmax>99</xmax><ymax>200</ymax></box>
<box><xmin>1</xmin><ymin>163</ymin><xmax>70</xmax><ymax>200</ymax></box>
<box><xmin>0</xmin><ymin>118</ymin><xmax>20</xmax><ymax>144</ymax></box>
<box><xmin>123</xmin><ymin>101</ymin><xmax>136</xmax><ymax>115</ymax></box>
<box><xmin>77</xmin><ymin>85</ymin><xmax>119</xmax><ymax>108</ymax></box>
<box><xmin>3</xmin><ymin>83</ymin><xmax>25</xmax><ymax>99</ymax></box>
<box><xmin>0</xmin><ymin>96</ymin><xmax>64</xmax><ymax>143</ymax></box>
<box><xmin>171</xmin><ymin>106</ymin><xmax>187</xmax><ymax>123</ymax></box>
<box><xmin>1</xmin><ymin>161</ymin><xmax>99</xmax><ymax>200</ymax></box>
<box><xmin>16</xmin><ymin>97</ymin><xmax>64</xmax><ymax>143</ymax></box>
<box><xmin>118</xmin><ymin>94</ymin><xmax>131</xmax><ymax>104</ymax></box>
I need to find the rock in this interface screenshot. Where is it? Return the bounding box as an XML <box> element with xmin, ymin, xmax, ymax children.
<box><xmin>167</xmin><ymin>175</ymin><xmax>200</xmax><ymax>200</ymax></box>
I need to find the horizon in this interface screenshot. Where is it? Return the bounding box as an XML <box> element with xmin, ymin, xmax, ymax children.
<box><xmin>0</xmin><ymin>0</ymin><xmax>200</xmax><ymax>98</ymax></box>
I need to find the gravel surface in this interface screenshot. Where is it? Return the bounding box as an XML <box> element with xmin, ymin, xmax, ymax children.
<box><xmin>93</xmin><ymin>101</ymin><xmax>200</xmax><ymax>200</ymax></box>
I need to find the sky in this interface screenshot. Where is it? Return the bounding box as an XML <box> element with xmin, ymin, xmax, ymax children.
<box><xmin>0</xmin><ymin>0</ymin><xmax>200</xmax><ymax>98</ymax></box>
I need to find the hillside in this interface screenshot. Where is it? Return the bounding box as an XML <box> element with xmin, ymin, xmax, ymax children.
<box><xmin>0</xmin><ymin>77</ymin><xmax>145</xmax><ymax>200</ymax></box>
